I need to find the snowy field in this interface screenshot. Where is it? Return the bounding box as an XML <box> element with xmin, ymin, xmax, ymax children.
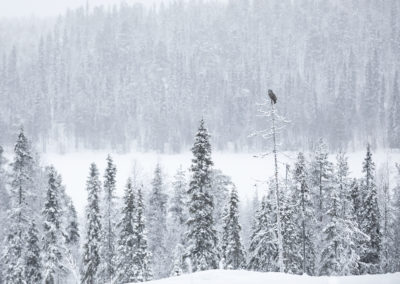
<box><xmin>41</xmin><ymin>149</ymin><xmax>400</xmax><ymax>216</ymax></box>
<box><xmin>132</xmin><ymin>270</ymin><xmax>400</xmax><ymax>284</ymax></box>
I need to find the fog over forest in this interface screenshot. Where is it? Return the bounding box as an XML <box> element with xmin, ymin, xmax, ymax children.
<box><xmin>0</xmin><ymin>0</ymin><xmax>399</xmax><ymax>153</ymax></box>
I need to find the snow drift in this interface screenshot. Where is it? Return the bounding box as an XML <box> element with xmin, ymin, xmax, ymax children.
<box><xmin>138</xmin><ymin>270</ymin><xmax>400</xmax><ymax>284</ymax></box>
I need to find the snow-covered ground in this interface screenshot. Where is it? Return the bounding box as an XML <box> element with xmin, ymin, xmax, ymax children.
<box><xmin>130</xmin><ymin>269</ymin><xmax>400</xmax><ymax>284</ymax></box>
<box><xmin>41</xmin><ymin>149</ymin><xmax>400</xmax><ymax>216</ymax></box>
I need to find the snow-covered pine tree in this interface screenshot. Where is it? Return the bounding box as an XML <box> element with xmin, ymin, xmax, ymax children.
<box><xmin>388</xmin><ymin>72</ymin><xmax>400</xmax><ymax>148</ymax></box>
<box><xmin>64</xmin><ymin>199</ymin><xmax>80</xmax><ymax>283</ymax></box>
<box><xmin>359</xmin><ymin>144</ymin><xmax>381</xmax><ymax>274</ymax></box>
<box><xmin>221</xmin><ymin>187</ymin><xmax>245</xmax><ymax>269</ymax></box>
<box><xmin>220</xmin><ymin>204</ymin><xmax>229</xmax><ymax>269</ymax></box>
<box><xmin>82</xmin><ymin>163</ymin><xmax>102</xmax><ymax>284</ymax></box>
<box><xmin>99</xmin><ymin>155</ymin><xmax>118</xmax><ymax>283</ymax></box>
<box><xmin>169</xmin><ymin>166</ymin><xmax>187</xmax><ymax>239</ymax></box>
<box><xmin>0</xmin><ymin>146</ymin><xmax>10</xmax><ymax>280</ymax></box>
<box><xmin>148</xmin><ymin>163</ymin><xmax>169</xmax><ymax>278</ymax></box>
<box><xmin>247</xmin><ymin>193</ymin><xmax>279</xmax><ymax>272</ymax></box>
<box><xmin>210</xmin><ymin>169</ymin><xmax>233</xmax><ymax>236</ymax></box>
<box><xmin>281</xmin><ymin>175</ymin><xmax>302</xmax><ymax>275</ymax></box>
<box><xmin>0</xmin><ymin>145</ymin><xmax>8</xmax><ymax>283</ymax></box>
<box><xmin>25</xmin><ymin>221</ymin><xmax>42</xmax><ymax>284</ymax></box>
<box><xmin>65</xmin><ymin>200</ymin><xmax>80</xmax><ymax>246</ymax></box>
<box><xmin>310</xmin><ymin>138</ymin><xmax>334</xmax><ymax>224</ymax></box>
<box><xmin>0</xmin><ymin>145</ymin><xmax>9</xmax><ymax>226</ymax></box>
<box><xmin>292</xmin><ymin>152</ymin><xmax>315</xmax><ymax>275</ymax></box>
<box><xmin>170</xmin><ymin>244</ymin><xmax>186</xmax><ymax>277</ymax></box>
<box><xmin>42</xmin><ymin>166</ymin><xmax>67</xmax><ymax>283</ymax></box>
<box><xmin>336</xmin><ymin>152</ymin><xmax>367</xmax><ymax>275</ymax></box>
<box><xmin>393</xmin><ymin>163</ymin><xmax>400</xmax><ymax>271</ymax></box>
<box><xmin>115</xmin><ymin>178</ymin><xmax>137</xmax><ymax>283</ymax></box>
<box><xmin>134</xmin><ymin>185</ymin><xmax>153</xmax><ymax>282</ymax></box>
<box><xmin>349</xmin><ymin>177</ymin><xmax>370</xmax><ymax>275</ymax></box>
<box><xmin>319</xmin><ymin>152</ymin><xmax>366</xmax><ymax>276</ymax></box>
<box><xmin>319</xmin><ymin>155</ymin><xmax>344</xmax><ymax>275</ymax></box>
<box><xmin>185</xmin><ymin>119</ymin><xmax>218</xmax><ymax>272</ymax></box>
<box><xmin>309</xmin><ymin>138</ymin><xmax>333</xmax><ymax>272</ymax></box>
<box><xmin>168</xmin><ymin>166</ymin><xmax>188</xmax><ymax>275</ymax></box>
<box><xmin>3</xmin><ymin>129</ymin><xmax>36</xmax><ymax>284</ymax></box>
<box><xmin>351</xmin><ymin>179</ymin><xmax>363</xmax><ymax>227</ymax></box>
<box><xmin>241</xmin><ymin>187</ymin><xmax>259</xmax><ymax>252</ymax></box>
<box><xmin>377</xmin><ymin>164</ymin><xmax>394</xmax><ymax>273</ymax></box>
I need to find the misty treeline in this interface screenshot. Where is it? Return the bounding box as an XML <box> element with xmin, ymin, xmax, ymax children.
<box><xmin>1</xmin><ymin>120</ymin><xmax>400</xmax><ymax>283</ymax></box>
<box><xmin>1</xmin><ymin>0</ymin><xmax>400</xmax><ymax>153</ymax></box>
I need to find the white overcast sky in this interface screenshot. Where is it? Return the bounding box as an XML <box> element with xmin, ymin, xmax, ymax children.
<box><xmin>0</xmin><ymin>0</ymin><xmax>167</xmax><ymax>18</ymax></box>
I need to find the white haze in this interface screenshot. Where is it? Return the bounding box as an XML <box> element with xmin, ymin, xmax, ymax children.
<box><xmin>0</xmin><ymin>0</ymin><xmax>168</xmax><ymax>18</ymax></box>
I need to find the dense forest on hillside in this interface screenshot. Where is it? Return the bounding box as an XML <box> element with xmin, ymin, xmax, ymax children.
<box><xmin>0</xmin><ymin>0</ymin><xmax>399</xmax><ymax>153</ymax></box>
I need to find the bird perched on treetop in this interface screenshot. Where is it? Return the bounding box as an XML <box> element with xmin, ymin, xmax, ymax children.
<box><xmin>268</xmin><ymin>89</ymin><xmax>277</xmax><ymax>104</ymax></box>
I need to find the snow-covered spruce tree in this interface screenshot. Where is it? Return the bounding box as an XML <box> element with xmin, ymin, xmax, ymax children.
<box><xmin>377</xmin><ymin>164</ymin><xmax>394</xmax><ymax>273</ymax></box>
<box><xmin>82</xmin><ymin>163</ymin><xmax>102</xmax><ymax>284</ymax></box>
<box><xmin>350</xmin><ymin>179</ymin><xmax>363</xmax><ymax>228</ymax></box>
<box><xmin>319</xmin><ymin>152</ymin><xmax>366</xmax><ymax>276</ymax></box>
<box><xmin>64</xmin><ymin>199</ymin><xmax>80</xmax><ymax>282</ymax></box>
<box><xmin>210</xmin><ymin>169</ymin><xmax>233</xmax><ymax>236</ymax></box>
<box><xmin>281</xmin><ymin>178</ymin><xmax>303</xmax><ymax>275</ymax></box>
<box><xmin>336</xmin><ymin>152</ymin><xmax>367</xmax><ymax>275</ymax></box>
<box><xmin>221</xmin><ymin>187</ymin><xmax>245</xmax><ymax>269</ymax></box>
<box><xmin>42</xmin><ymin>166</ymin><xmax>67</xmax><ymax>283</ymax></box>
<box><xmin>310</xmin><ymin>138</ymin><xmax>334</xmax><ymax>224</ymax></box>
<box><xmin>393</xmin><ymin>164</ymin><xmax>400</xmax><ymax>271</ymax></box>
<box><xmin>99</xmin><ymin>155</ymin><xmax>118</xmax><ymax>283</ymax></box>
<box><xmin>134</xmin><ymin>185</ymin><xmax>152</xmax><ymax>282</ymax></box>
<box><xmin>115</xmin><ymin>178</ymin><xmax>137</xmax><ymax>283</ymax></box>
<box><xmin>309</xmin><ymin>138</ymin><xmax>333</xmax><ymax>271</ymax></box>
<box><xmin>359</xmin><ymin>144</ymin><xmax>381</xmax><ymax>274</ymax></box>
<box><xmin>148</xmin><ymin>163</ymin><xmax>169</xmax><ymax>278</ymax></box>
<box><xmin>319</xmin><ymin>158</ymin><xmax>345</xmax><ymax>275</ymax></box>
<box><xmin>0</xmin><ymin>146</ymin><xmax>11</xmax><ymax>283</ymax></box>
<box><xmin>349</xmin><ymin>177</ymin><xmax>371</xmax><ymax>275</ymax></box>
<box><xmin>170</xmin><ymin>244</ymin><xmax>186</xmax><ymax>277</ymax></box>
<box><xmin>0</xmin><ymin>145</ymin><xmax>9</xmax><ymax>228</ymax></box>
<box><xmin>388</xmin><ymin>72</ymin><xmax>400</xmax><ymax>148</ymax></box>
<box><xmin>169</xmin><ymin>167</ymin><xmax>187</xmax><ymax>240</ymax></box>
<box><xmin>3</xmin><ymin>129</ymin><xmax>36</xmax><ymax>283</ymax></box>
<box><xmin>45</xmin><ymin>178</ymin><xmax>78</xmax><ymax>284</ymax></box>
<box><xmin>168</xmin><ymin>167</ymin><xmax>188</xmax><ymax>275</ymax></box>
<box><xmin>0</xmin><ymin>145</ymin><xmax>10</xmax><ymax>282</ymax></box>
<box><xmin>247</xmin><ymin>192</ymin><xmax>279</xmax><ymax>272</ymax></box>
<box><xmin>241</xmin><ymin>187</ymin><xmax>259</xmax><ymax>252</ymax></box>
<box><xmin>65</xmin><ymin>200</ymin><xmax>80</xmax><ymax>247</ymax></box>
<box><xmin>292</xmin><ymin>152</ymin><xmax>315</xmax><ymax>275</ymax></box>
<box><xmin>25</xmin><ymin>221</ymin><xmax>42</xmax><ymax>284</ymax></box>
<box><xmin>185</xmin><ymin>119</ymin><xmax>218</xmax><ymax>271</ymax></box>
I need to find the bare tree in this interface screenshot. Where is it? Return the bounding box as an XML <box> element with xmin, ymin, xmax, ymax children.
<box><xmin>250</xmin><ymin>89</ymin><xmax>290</xmax><ymax>273</ymax></box>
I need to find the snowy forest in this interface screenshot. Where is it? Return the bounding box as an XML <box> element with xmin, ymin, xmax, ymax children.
<box><xmin>1</xmin><ymin>121</ymin><xmax>400</xmax><ymax>283</ymax></box>
<box><xmin>1</xmin><ymin>0</ymin><xmax>400</xmax><ymax>284</ymax></box>
<box><xmin>0</xmin><ymin>0</ymin><xmax>400</xmax><ymax>152</ymax></box>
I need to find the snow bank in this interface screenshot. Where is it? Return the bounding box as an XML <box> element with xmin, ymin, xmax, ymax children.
<box><xmin>136</xmin><ymin>269</ymin><xmax>400</xmax><ymax>284</ymax></box>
